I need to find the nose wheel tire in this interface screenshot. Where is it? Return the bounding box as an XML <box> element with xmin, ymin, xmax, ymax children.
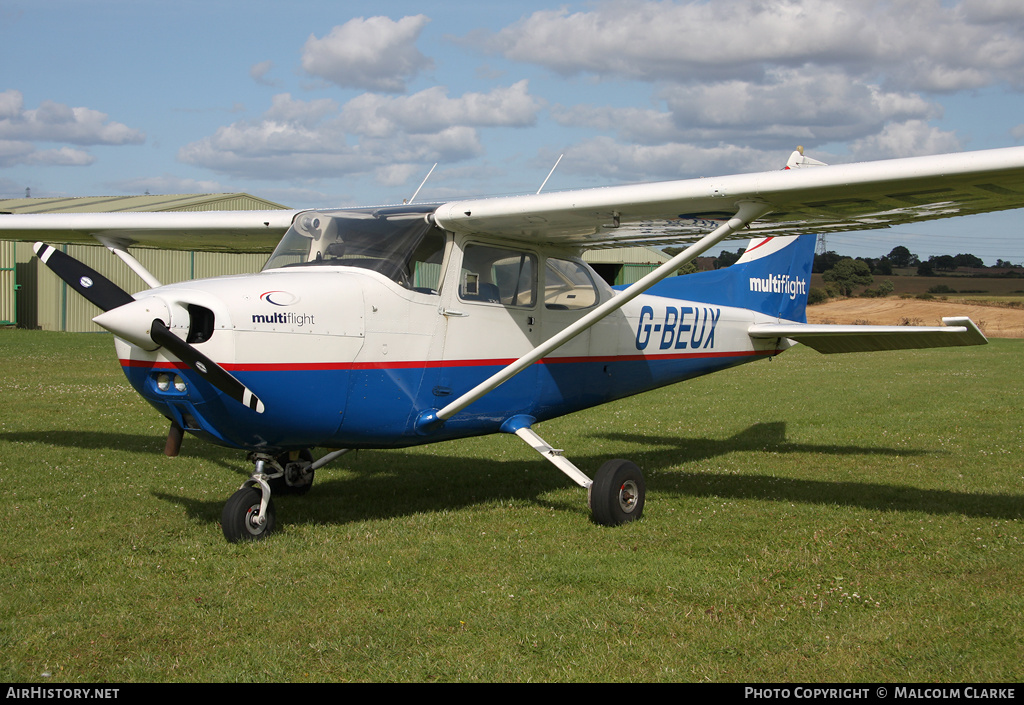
<box><xmin>590</xmin><ymin>459</ymin><xmax>645</xmax><ymax>526</ymax></box>
<box><xmin>221</xmin><ymin>486</ymin><xmax>276</xmax><ymax>542</ymax></box>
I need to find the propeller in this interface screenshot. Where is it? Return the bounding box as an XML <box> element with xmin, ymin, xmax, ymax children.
<box><xmin>34</xmin><ymin>242</ymin><xmax>266</xmax><ymax>422</ymax></box>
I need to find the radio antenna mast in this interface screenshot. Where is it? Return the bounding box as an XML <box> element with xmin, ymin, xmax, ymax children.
<box><xmin>407</xmin><ymin>163</ymin><xmax>437</xmax><ymax>204</ymax></box>
<box><xmin>537</xmin><ymin>154</ymin><xmax>563</xmax><ymax>194</ymax></box>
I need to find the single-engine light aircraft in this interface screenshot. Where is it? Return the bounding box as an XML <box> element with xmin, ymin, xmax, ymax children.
<box><xmin>1</xmin><ymin>146</ymin><xmax>1019</xmax><ymax>541</ymax></box>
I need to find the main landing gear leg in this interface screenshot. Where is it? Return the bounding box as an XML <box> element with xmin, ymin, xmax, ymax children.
<box><xmin>504</xmin><ymin>417</ymin><xmax>645</xmax><ymax>526</ymax></box>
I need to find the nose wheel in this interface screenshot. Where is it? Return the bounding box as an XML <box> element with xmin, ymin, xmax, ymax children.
<box><xmin>221</xmin><ymin>485</ymin><xmax>276</xmax><ymax>542</ymax></box>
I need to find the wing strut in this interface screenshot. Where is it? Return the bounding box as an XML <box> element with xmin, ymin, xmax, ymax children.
<box><xmin>417</xmin><ymin>200</ymin><xmax>773</xmax><ymax>432</ymax></box>
<box><xmin>95</xmin><ymin>235</ymin><xmax>162</xmax><ymax>288</ymax></box>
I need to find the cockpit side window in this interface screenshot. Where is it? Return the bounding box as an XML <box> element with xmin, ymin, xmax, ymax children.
<box><xmin>459</xmin><ymin>244</ymin><xmax>536</xmax><ymax>307</ymax></box>
<box><xmin>406</xmin><ymin>229</ymin><xmax>447</xmax><ymax>294</ymax></box>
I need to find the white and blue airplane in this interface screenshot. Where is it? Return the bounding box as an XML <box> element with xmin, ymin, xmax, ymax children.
<box><xmin>1</xmin><ymin>146</ymin><xmax>1018</xmax><ymax>541</ymax></box>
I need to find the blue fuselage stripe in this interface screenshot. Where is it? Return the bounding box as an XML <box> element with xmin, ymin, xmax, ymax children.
<box><xmin>122</xmin><ymin>349</ymin><xmax>774</xmax><ymax>451</ymax></box>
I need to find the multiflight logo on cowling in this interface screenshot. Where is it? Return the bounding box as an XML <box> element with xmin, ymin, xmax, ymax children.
<box><xmin>260</xmin><ymin>290</ymin><xmax>300</xmax><ymax>306</ymax></box>
<box><xmin>251</xmin><ymin>311</ymin><xmax>316</xmax><ymax>326</ymax></box>
<box><xmin>254</xmin><ymin>291</ymin><xmax>314</xmax><ymax>326</ymax></box>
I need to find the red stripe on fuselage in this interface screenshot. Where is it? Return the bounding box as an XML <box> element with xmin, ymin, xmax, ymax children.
<box><xmin>119</xmin><ymin>348</ymin><xmax>781</xmax><ymax>372</ymax></box>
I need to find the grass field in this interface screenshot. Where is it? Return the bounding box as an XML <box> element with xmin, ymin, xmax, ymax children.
<box><xmin>1</xmin><ymin>330</ymin><xmax>1022</xmax><ymax>682</ymax></box>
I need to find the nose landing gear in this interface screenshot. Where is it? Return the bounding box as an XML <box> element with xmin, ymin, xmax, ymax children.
<box><xmin>220</xmin><ymin>448</ymin><xmax>351</xmax><ymax>542</ymax></box>
<box><xmin>221</xmin><ymin>452</ymin><xmax>303</xmax><ymax>543</ymax></box>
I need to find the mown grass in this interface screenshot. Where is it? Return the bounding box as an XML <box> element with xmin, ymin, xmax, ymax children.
<box><xmin>1</xmin><ymin>329</ymin><xmax>1022</xmax><ymax>682</ymax></box>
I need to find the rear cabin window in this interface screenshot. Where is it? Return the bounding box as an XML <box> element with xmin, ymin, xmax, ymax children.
<box><xmin>459</xmin><ymin>244</ymin><xmax>536</xmax><ymax>307</ymax></box>
<box><xmin>544</xmin><ymin>258</ymin><xmax>599</xmax><ymax>310</ymax></box>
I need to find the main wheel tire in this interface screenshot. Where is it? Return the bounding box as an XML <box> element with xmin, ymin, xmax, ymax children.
<box><xmin>590</xmin><ymin>459</ymin><xmax>645</xmax><ymax>526</ymax></box>
<box><xmin>221</xmin><ymin>486</ymin><xmax>276</xmax><ymax>542</ymax></box>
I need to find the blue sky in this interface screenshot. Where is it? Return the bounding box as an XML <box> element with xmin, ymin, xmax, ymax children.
<box><xmin>3</xmin><ymin>0</ymin><xmax>1024</xmax><ymax>264</ymax></box>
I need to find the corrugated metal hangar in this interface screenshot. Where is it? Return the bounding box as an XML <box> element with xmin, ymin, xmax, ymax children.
<box><xmin>1</xmin><ymin>193</ymin><xmax>690</xmax><ymax>331</ymax></box>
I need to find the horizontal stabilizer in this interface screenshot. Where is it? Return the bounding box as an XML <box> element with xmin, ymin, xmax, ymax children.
<box><xmin>748</xmin><ymin>316</ymin><xmax>987</xmax><ymax>354</ymax></box>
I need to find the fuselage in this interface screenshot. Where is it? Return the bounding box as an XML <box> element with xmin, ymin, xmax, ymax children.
<box><xmin>113</xmin><ymin>208</ymin><xmax>790</xmax><ymax>452</ymax></box>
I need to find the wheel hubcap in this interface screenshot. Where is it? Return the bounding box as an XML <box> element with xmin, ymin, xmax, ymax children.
<box><xmin>244</xmin><ymin>504</ymin><xmax>265</xmax><ymax>534</ymax></box>
<box><xmin>618</xmin><ymin>480</ymin><xmax>639</xmax><ymax>513</ymax></box>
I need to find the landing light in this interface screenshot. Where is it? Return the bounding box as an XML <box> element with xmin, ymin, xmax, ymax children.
<box><xmin>155</xmin><ymin>373</ymin><xmax>187</xmax><ymax>393</ymax></box>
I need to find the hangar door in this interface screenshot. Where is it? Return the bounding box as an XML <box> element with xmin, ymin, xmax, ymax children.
<box><xmin>0</xmin><ymin>241</ymin><xmax>14</xmax><ymax>325</ymax></box>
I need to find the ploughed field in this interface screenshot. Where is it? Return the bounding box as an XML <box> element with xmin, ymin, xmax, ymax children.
<box><xmin>807</xmin><ymin>297</ymin><xmax>1024</xmax><ymax>338</ymax></box>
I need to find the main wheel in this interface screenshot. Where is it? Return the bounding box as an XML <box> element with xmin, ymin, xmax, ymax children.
<box><xmin>221</xmin><ymin>486</ymin><xmax>276</xmax><ymax>542</ymax></box>
<box><xmin>590</xmin><ymin>459</ymin><xmax>646</xmax><ymax>526</ymax></box>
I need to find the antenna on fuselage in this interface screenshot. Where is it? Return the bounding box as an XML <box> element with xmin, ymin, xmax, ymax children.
<box><xmin>537</xmin><ymin>154</ymin><xmax>563</xmax><ymax>194</ymax></box>
<box><xmin>406</xmin><ymin>163</ymin><xmax>437</xmax><ymax>204</ymax></box>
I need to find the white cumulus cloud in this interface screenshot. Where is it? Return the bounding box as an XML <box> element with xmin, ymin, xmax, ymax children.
<box><xmin>178</xmin><ymin>83</ymin><xmax>542</xmax><ymax>183</ymax></box>
<box><xmin>340</xmin><ymin>80</ymin><xmax>542</xmax><ymax>137</ymax></box>
<box><xmin>0</xmin><ymin>90</ymin><xmax>144</xmax><ymax>145</ymax></box>
<box><xmin>301</xmin><ymin>15</ymin><xmax>434</xmax><ymax>93</ymax></box>
<box><xmin>488</xmin><ymin>0</ymin><xmax>1024</xmax><ymax>92</ymax></box>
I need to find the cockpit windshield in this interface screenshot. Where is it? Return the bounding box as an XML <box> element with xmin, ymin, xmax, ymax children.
<box><xmin>263</xmin><ymin>206</ymin><xmax>446</xmax><ymax>292</ymax></box>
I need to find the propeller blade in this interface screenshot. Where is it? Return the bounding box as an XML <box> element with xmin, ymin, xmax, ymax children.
<box><xmin>33</xmin><ymin>242</ymin><xmax>135</xmax><ymax>312</ymax></box>
<box><xmin>150</xmin><ymin>319</ymin><xmax>265</xmax><ymax>414</ymax></box>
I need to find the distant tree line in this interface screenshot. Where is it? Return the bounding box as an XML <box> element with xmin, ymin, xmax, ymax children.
<box><xmin>813</xmin><ymin>245</ymin><xmax>1020</xmax><ymax>278</ymax></box>
<box><xmin>694</xmin><ymin>243</ymin><xmax>1020</xmax><ymax>304</ymax></box>
<box><xmin>807</xmin><ymin>244</ymin><xmax>1023</xmax><ymax>303</ymax></box>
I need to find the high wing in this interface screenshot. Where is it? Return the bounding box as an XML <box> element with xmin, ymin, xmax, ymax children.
<box><xmin>433</xmin><ymin>146</ymin><xmax>1024</xmax><ymax>249</ymax></box>
<box><xmin>0</xmin><ymin>210</ymin><xmax>300</xmax><ymax>252</ymax></box>
<box><xmin>3</xmin><ymin>147</ymin><xmax>1024</xmax><ymax>252</ymax></box>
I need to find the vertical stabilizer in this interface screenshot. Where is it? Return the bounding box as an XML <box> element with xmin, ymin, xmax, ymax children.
<box><xmin>640</xmin><ymin>234</ymin><xmax>817</xmax><ymax>322</ymax></box>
